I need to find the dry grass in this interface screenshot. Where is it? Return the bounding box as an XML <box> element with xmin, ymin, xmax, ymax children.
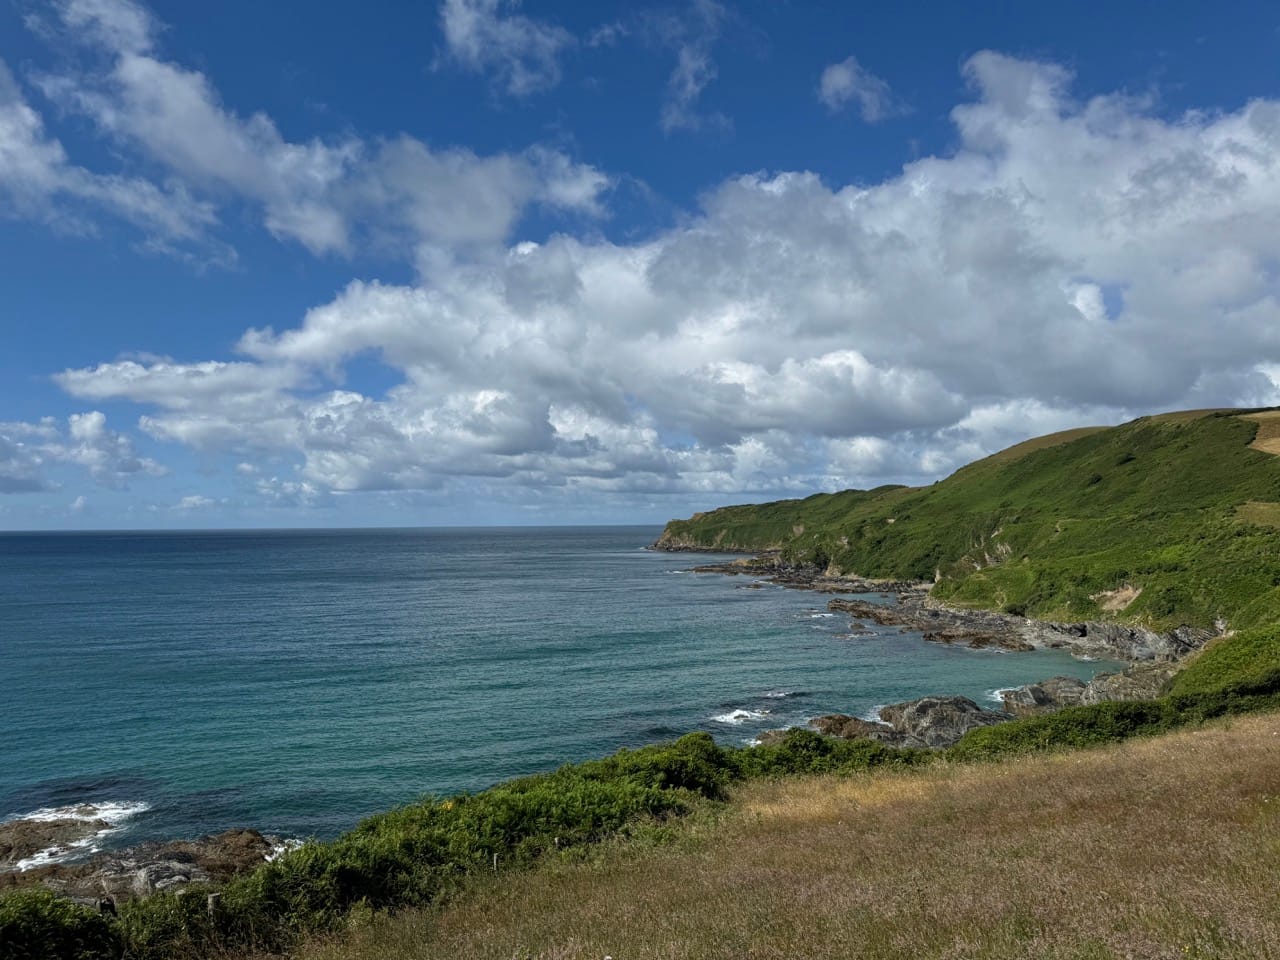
<box><xmin>1242</xmin><ymin>411</ymin><xmax>1280</xmax><ymax>457</ymax></box>
<box><xmin>1090</xmin><ymin>583</ymin><xmax>1142</xmax><ymax>613</ymax></box>
<box><xmin>979</xmin><ymin>427</ymin><xmax>1108</xmax><ymax>466</ymax></box>
<box><xmin>1143</xmin><ymin>409</ymin><xmax>1236</xmax><ymax>424</ymax></box>
<box><xmin>296</xmin><ymin>715</ymin><xmax>1280</xmax><ymax>960</ymax></box>
<box><xmin>1236</xmin><ymin>500</ymin><xmax>1280</xmax><ymax>528</ymax></box>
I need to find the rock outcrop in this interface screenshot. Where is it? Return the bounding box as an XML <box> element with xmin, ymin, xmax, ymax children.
<box><xmin>1001</xmin><ymin>661</ymin><xmax>1181</xmax><ymax>717</ymax></box>
<box><xmin>826</xmin><ymin>594</ymin><xmax>1213</xmax><ymax>663</ymax></box>
<box><xmin>813</xmin><ymin>696</ymin><xmax>1012</xmax><ymax>749</ymax></box>
<box><xmin>1000</xmin><ymin>676</ymin><xmax>1088</xmax><ymax>717</ymax></box>
<box><xmin>0</xmin><ymin>817</ymin><xmax>109</xmax><ymax>871</ymax></box>
<box><xmin>876</xmin><ymin>696</ymin><xmax>1012</xmax><ymax>748</ymax></box>
<box><xmin>0</xmin><ymin>829</ymin><xmax>284</xmax><ymax>903</ymax></box>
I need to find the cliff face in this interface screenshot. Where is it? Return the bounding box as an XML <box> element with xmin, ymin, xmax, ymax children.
<box><xmin>656</xmin><ymin>409</ymin><xmax>1280</xmax><ymax>635</ymax></box>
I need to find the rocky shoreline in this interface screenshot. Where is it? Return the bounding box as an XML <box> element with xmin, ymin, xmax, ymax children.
<box><xmin>674</xmin><ymin>550</ymin><xmax>1217</xmax><ymax>748</ymax></box>
<box><xmin>0</xmin><ymin>809</ymin><xmax>291</xmax><ymax>907</ymax></box>
<box><xmin>0</xmin><ymin>549</ymin><xmax>1217</xmax><ymax>904</ymax></box>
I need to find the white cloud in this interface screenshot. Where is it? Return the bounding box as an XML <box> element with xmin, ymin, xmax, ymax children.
<box><xmin>0</xmin><ymin>412</ymin><xmax>164</xmax><ymax>493</ymax></box>
<box><xmin>0</xmin><ymin>58</ymin><xmax>218</xmax><ymax>248</ymax></box>
<box><xmin>818</xmin><ymin>55</ymin><xmax>901</xmax><ymax>122</ymax></box>
<box><xmin>439</xmin><ymin>0</ymin><xmax>574</xmax><ymax>96</ymax></box>
<box><xmin>48</xmin><ymin>52</ymin><xmax>1280</xmax><ymax>508</ymax></box>
<box><xmin>656</xmin><ymin>0</ymin><xmax>727</xmax><ymax>133</ymax></box>
<box><xmin>13</xmin><ymin>0</ymin><xmax>607</xmax><ymax>262</ymax></box>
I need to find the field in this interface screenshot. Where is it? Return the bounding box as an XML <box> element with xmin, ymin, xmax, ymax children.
<box><xmin>296</xmin><ymin>712</ymin><xmax>1280</xmax><ymax>960</ymax></box>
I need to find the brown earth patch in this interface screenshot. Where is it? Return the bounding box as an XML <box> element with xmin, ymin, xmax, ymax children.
<box><xmin>1242</xmin><ymin>410</ymin><xmax>1280</xmax><ymax>456</ymax></box>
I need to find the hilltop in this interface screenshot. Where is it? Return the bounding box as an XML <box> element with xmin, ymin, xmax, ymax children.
<box><xmin>656</xmin><ymin>408</ymin><xmax>1280</xmax><ymax>633</ymax></box>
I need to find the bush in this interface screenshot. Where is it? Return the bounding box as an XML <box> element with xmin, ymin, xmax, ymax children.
<box><xmin>0</xmin><ymin>887</ymin><xmax>118</xmax><ymax>960</ymax></box>
<box><xmin>732</xmin><ymin>728</ymin><xmax>929</xmax><ymax>778</ymax></box>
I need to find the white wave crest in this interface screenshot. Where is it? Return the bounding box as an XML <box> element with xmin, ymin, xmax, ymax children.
<box><xmin>266</xmin><ymin>838</ymin><xmax>305</xmax><ymax>862</ymax></box>
<box><xmin>7</xmin><ymin>801</ymin><xmax>150</xmax><ymax>871</ymax></box>
<box><xmin>712</xmin><ymin>708</ymin><xmax>770</xmax><ymax>725</ymax></box>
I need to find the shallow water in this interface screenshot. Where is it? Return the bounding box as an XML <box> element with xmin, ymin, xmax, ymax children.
<box><xmin>1</xmin><ymin>527</ymin><xmax>1117</xmax><ymax>856</ymax></box>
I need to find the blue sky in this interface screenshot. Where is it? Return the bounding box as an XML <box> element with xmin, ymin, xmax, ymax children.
<box><xmin>3</xmin><ymin>0</ymin><xmax>1280</xmax><ymax>529</ymax></box>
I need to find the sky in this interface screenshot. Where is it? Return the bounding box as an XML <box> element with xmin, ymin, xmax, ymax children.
<box><xmin>3</xmin><ymin>1</ymin><xmax>1280</xmax><ymax>529</ymax></box>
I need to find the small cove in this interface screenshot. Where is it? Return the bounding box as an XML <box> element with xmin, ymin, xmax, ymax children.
<box><xmin>0</xmin><ymin>527</ymin><xmax>1118</xmax><ymax>858</ymax></box>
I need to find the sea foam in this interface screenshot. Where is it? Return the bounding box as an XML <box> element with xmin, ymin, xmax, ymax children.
<box><xmin>711</xmin><ymin>708</ymin><xmax>770</xmax><ymax>725</ymax></box>
<box><xmin>7</xmin><ymin>801</ymin><xmax>150</xmax><ymax>871</ymax></box>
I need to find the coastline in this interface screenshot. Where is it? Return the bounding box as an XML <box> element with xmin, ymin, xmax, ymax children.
<box><xmin>661</xmin><ymin>545</ymin><xmax>1214</xmax><ymax>741</ymax></box>
<box><xmin>0</xmin><ymin>538</ymin><xmax>1209</xmax><ymax>906</ymax></box>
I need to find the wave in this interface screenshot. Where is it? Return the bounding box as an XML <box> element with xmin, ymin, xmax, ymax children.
<box><xmin>986</xmin><ymin>687</ymin><xmax>1018</xmax><ymax>703</ymax></box>
<box><xmin>711</xmin><ymin>708</ymin><xmax>770</xmax><ymax>725</ymax></box>
<box><xmin>266</xmin><ymin>838</ymin><xmax>304</xmax><ymax>862</ymax></box>
<box><xmin>6</xmin><ymin>801</ymin><xmax>150</xmax><ymax>871</ymax></box>
<box><xmin>761</xmin><ymin>690</ymin><xmax>806</xmax><ymax>700</ymax></box>
<box><xmin>858</xmin><ymin>705</ymin><xmax>887</xmax><ymax>723</ymax></box>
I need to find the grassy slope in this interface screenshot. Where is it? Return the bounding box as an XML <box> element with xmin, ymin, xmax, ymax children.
<box><xmin>298</xmin><ymin>712</ymin><xmax>1280</xmax><ymax>960</ymax></box>
<box><xmin>658</xmin><ymin>410</ymin><xmax>1280</xmax><ymax>630</ymax></box>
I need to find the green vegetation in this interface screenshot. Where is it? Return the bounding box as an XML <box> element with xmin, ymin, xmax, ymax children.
<box><xmin>0</xmin><ymin>888</ymin><xmax>116</xmax><ymax>960</ymax></box>
<box><xmin>0</xmin><ymin>732</ymin><xmax>928</xmax><ymax>960</ymax></box>
<box><xmin>659</xmin><ymin>410</ymin><xmax>1280</xmax><ymax>629</ymax></box>
<box><xmin>9</xmin><ymin>408</ymin><xmax>1280</xmax><ymax>959</ymax></box>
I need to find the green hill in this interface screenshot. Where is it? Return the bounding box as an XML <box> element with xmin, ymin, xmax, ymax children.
<box><xmin>657</xmin><ymin>409</ymin><xmax>1280</xmax><ymax>632</ymax></box>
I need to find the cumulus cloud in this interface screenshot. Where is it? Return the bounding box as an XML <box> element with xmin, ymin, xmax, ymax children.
<box><xmin>48</xmin><ymin>51</ymin><xmax>1280</xmax><ymax>508</ymax></box>
<box><xmin>818</xmin><ymin>55</ymin><xmax>901</xmax><ymax>121</ymax></box>
<box><xmin>439</xmin><ymin>0</ymin><xmax>574</xmax><ymax>96</ymax></box>
<box><xmin>10</xmin><ymin>0</ymin><xmax>607</xmax><ymax>261</ymax></box>
<box><xmin>0</xmin><ymin>412</ymin><xmax>164</xmax><ymax>493</ymax></box>
<box><xmin>0</xmin><ymin>58</ymin><xmax>218</xmax><ymax>248</ymax></box>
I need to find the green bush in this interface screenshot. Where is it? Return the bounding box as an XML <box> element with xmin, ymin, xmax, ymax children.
<box><xmin>0</xmin><ymin>887</ymin><xmax>118</xmax><ymax>960</ymax></box>
<box><xmin>732</xmin><ymin>728</ymin><xmax>928</xmax><ymax>778</ymax></box>
<box><xmin>1168</xmin><ymin>626</ymin><xmax>1280</xmax><ymax>696</ymax></box>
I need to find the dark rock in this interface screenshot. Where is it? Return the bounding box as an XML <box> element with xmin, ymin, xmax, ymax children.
<box><xmin>877</xmin><ymin>696</ymin><xmax>1012</xmax><ymax>748</ymax></box>
<box><xmin>1081</xmin><ymin>661</ymin><xmax>1180</xmax><ymax>704</ymax></box>
<box><xmin>0</xmin><ymin>829</ymin><xmax>283</xmax><ymax>902</ymax></box>
<box><xmin>0</xmin><ymin>816</ymin><xmax>109</xmax><ymax>870</ymax></box>
<box><xmin>810</xmin><ymin>714</ymin><xmax>909</xmax><ymax>746</ymax></box>
<box><xmin>1001</xmin><ymin>676</ymin><xmax>1088</xmax><ymax>717</ymax></box>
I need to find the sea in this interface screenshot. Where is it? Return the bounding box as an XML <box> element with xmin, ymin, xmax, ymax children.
<box><xmin>1</xmin><ymin>527</ymin><xmax>1116</xmax><ymax>864</ymax></box>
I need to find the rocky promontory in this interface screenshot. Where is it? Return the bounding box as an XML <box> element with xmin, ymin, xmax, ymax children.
<box><xmin>0</xmin><ymin>820</ymin><xmax>287</xmax><ymax>904</ymax></box>
<box><xmin>809</xmin><ymin>695</ymin><xmax>1012</xmax><ymax>749</ymax></box>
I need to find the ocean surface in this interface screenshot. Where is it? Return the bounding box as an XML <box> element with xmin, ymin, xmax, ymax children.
<box><xmin>1</xmin><ymin>527</ymin><xmax>1117</xmax><ymax>861</ymax></box>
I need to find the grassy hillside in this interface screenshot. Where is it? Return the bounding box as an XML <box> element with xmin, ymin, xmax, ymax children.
<box><xmin>297</xmin><ymin>712</ymin><xmax>1280</xmax><ymax>960</ymax></box>
<box><xmin>658</xmin><ymin>410</ymin><xmax>1280</xmax><ymax>630</ymax></box>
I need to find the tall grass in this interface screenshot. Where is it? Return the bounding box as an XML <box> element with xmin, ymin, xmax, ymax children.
<box><xmin>297</xmin><ymin>713</ymin><xmax>1280</xmax><ymax>960</ymax></box>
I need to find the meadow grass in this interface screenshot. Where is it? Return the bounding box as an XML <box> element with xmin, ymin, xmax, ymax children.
<box><xmin>294</xmin><ymin>712</ymin><xmax>1280</xmax><ymax>960</ymax></box>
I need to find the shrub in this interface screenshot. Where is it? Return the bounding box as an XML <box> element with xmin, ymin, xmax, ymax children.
<box><xmin>0</xmin><ymin>887</ymin><xmax>118</xmax><ymax>960</ymax></box>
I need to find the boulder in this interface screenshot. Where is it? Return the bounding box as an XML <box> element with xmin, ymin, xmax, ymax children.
<box><xmin>876</xmin><ymin>696</ymin><xmax>1012</xmax><ymax>748</ymax></box>
<box><xmin>1081</xmin><ymin>661</ymin><xmax>1180</xmax><ymax>704</ymax></box>
<box><xmin>1001</xmin><ymin>676</ymin><xmax>1088</xmax><ymax>717</ymax></box>
<box><xmin>810</xmin><ymin>714</ymin><xmax>909</xmax><ymax>746</ymax></box>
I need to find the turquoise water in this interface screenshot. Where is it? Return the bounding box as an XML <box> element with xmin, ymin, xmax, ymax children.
<box><xmin>1</xmin><ymin>528</ymin><xmax>1115</xmax><ymax>853</ymax></box>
